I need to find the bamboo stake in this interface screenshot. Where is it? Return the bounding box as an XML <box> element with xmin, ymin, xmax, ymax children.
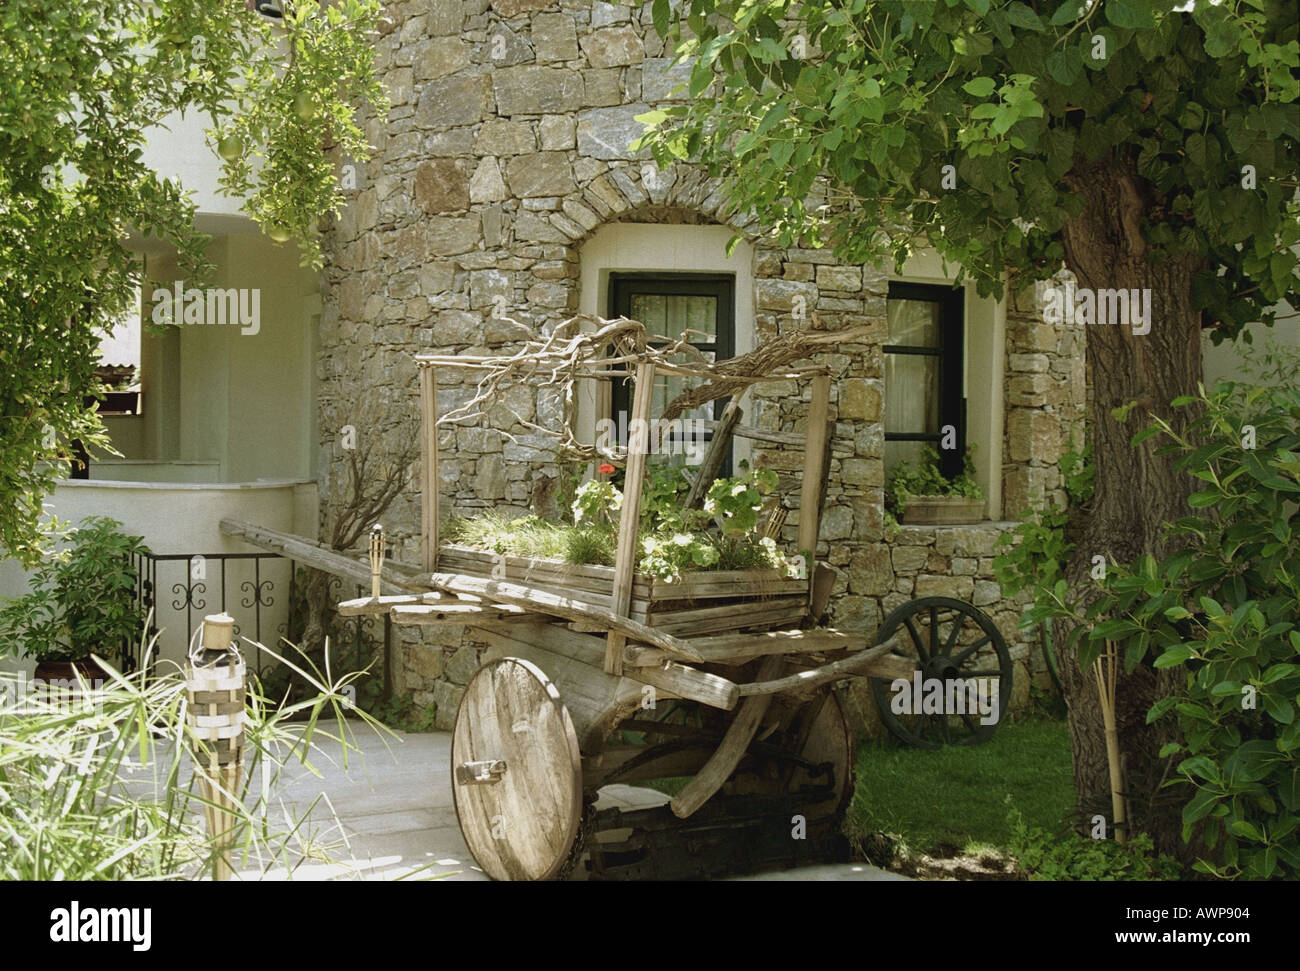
<box><xmin>1094</xmin><ymin>639</ymin><xmax>1126</xmax><ymax>843</ymax></box>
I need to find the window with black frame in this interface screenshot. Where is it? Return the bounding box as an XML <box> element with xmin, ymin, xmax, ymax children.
<box><xmin>608</xmin><ymin>273</ymin><xmax>735</xmax><ymax>475</ymax></box>
<box><xmin>884</xmin><ymin>282</ymin><xmax>966</xmax><ymax>479</ymax></box>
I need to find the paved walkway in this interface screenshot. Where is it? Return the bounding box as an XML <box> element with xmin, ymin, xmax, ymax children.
<box><xmin>230</xmin><ymin>724</ymin><xmax>906</xmax><ymax>881</ymax></box>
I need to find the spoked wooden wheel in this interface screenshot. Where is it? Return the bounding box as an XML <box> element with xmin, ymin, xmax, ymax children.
<box><xmin>869</xmin><ymin>596</ymin><xmax>1012</xmax><ymax>749</ymax></box>
<box><xmin>451</xmin><ymin>657</ymin><xmax>583</xmax><ymax>881</ymax></box>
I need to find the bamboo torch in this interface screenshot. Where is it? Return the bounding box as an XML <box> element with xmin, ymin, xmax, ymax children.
<box><xmin>369</xmin><ymin>523</ymin><xmax>384</xmax><ymax>601</ymax></box>
<box><xmin>1094</xmin><ymin>639</ymin><xmax>1126</xmax><ymax>843</ymax></box>
<box><xmin>187</xmin><ymin>613</ymin><xmax>246</xmax><ymax>880</ymax></box>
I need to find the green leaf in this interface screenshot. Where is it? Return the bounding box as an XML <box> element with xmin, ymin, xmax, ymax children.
<box><xmin>963</xmin><ymin>77</ymin><xmax>997</xmax><ymax>98</ymax></box>
<box><xmin>1003</xmin><ymin>2</ymin><xmax>1045</xmax><ymax>31</ymax></box>
<box><xmin>1105</xmin><ymin>0</ymin><xmax>1156</xmax><ymax>30</ymax></box>
<box><xmin>1229</xmin><ymin>819</ymin><xmax>1263</xmax><ymax>842</ymax></box>
<box><xmin>1181</xmin><ymin>755</ymin><xmax>1221</xmax><ymax>783</ymax></box>
<box><xmin>1154</xmin><ymin>644</ymin><xmax>1194</xmax><ymax>668</ymax></box>
<box><xmin>1050</xmin><ymin>1</ymin><xmax>1085</xmax><ymax>26</ymax></box>
<box><xmin>652</xmin><ymin>0</ymin><xmax>669</xmax><ymax>39</ymax></box>
<box><xmin>1183</xmin><ymin>787</ymin><xmax>1220</xmax><ymax>824</ymax></box>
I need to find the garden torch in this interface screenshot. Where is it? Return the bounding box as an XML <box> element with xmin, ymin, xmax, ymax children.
<box><xmin>369</xmin><ymin>523</ymin><xmax>384</xmax><ymax>601</ymax></box>
<box><xmin>186</xmin><ymin>613</ymin><xmax>246</xmax><ymax>880</ymax></box>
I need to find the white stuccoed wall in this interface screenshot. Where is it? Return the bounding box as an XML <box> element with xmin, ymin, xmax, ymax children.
<box><xmin>0</xmin><ymin>480</ymin><xmax>317</xmax><ymax>676</ymax></box>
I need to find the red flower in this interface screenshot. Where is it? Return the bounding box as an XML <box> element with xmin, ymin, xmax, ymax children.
<box><xmin>598</xmin><ymin>463</ymin><xmax>616</xmax><ymax>475</ymax></box>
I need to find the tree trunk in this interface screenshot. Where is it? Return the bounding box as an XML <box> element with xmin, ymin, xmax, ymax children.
<box><xmin>1055</xmin><ymin>154</ymin><xmax>1204</xmax><ymax>858</ymax></box>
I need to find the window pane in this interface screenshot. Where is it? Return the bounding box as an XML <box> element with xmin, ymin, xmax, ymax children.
<box><xmin>884</xmin><ymin>353</ymin><xmax>939</xmax><ymax>435</ymax></box>
<box><xmin>885</xmin><ymin>440</ymin><xmax>931</xmax><ymax>472</ymax></box>
<box><xmin>630</xmin><ymin>293</ymin><xmax>667</xmax><ymax>336</ymax></box>
<box><xmin>652</xmin><ymin>354</ymin><xmax>715</xmax><ymax>426</ymax></box>
<box><xmin>631</xmin><ymin>293</ymin><xmax>717</xmax><ymax>342</ymax></box>
<box><xmin>887</xmin><ymin>299</ymin><xmax>940</xmax><ymax>347</ymax></box>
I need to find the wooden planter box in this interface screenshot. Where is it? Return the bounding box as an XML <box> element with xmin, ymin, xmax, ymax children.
<box><xmin>437</xmin><ymin>545</ymin><xmax>809</xmax><ymax>637</ymax></box>
<box><xmin>900</xmin><ymin>496</ymin><xmax>986</xmax><ymax>525</ymax></box>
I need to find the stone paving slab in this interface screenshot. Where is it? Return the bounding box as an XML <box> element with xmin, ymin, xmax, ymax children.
<box><xmin>228</xmin><ymin>723</ymin><xmax>904</xmax><ymax>882</ymax></box>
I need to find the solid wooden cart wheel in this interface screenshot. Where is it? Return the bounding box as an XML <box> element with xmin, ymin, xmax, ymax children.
<box><xmin>451</xmin><ymin>657</ymin><xmax>583</xmax><ymax>881</ymax></box>
<box><xmin>869</xmin><ymin>596</ymin><xmax>1013</xmax><ymax>749</ymax></box>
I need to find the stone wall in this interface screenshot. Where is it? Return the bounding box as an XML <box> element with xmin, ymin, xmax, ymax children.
<box><xmin>1002</xmin><ymin>271</ymin><xmax>1088</xmax><ymax>516</ymax></box>
<box><xmin>316</xmin><ymin>0</ymin><xmax>1085</xmax><ymax>735</ymax></box>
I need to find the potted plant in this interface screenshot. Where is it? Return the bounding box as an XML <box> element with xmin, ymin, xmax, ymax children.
<box><xmin>885</xmin><ymin>446</ymin><xmax>986</xmax><ymax>525</ymax></box>
<box><xmin>0</xmin><ymin>516</ymin><xmax>150</xmax><ymax>686</ymax></box>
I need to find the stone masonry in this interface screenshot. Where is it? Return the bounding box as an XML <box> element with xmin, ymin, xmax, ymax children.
<box><xmin>317</xmin><ymin>1</ymin><xmax>1086</xmax><ymax>734</ymax></box>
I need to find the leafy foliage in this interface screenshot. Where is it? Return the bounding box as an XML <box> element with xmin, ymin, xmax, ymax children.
<box><xmin>1007</xmin><ymin>805</ymin><xmax>1183</xmax><ymax>880</ymax></box>
<box><xmin>0</xmin><ymin>637</ymin><xmax>389</xmax><ymax>880</ymax></box>
<box><xmin>0</xmin><ymin>0</ymin><xmax>385</xmax><ymax>565</ymax></box>
<box><xmin>0</xmin><ymin>516</ymin><xmax>148</xmax><ymax>663</ymax></box>
<box><xmin>1013</xmin><ymin>360</ymin><xmax>1300</xmax><ymax>878</ymax></box>
<box><xmin>884</xmin><ymin>446</ymin><xmax>984</xmax><ymax>517</ymax></box>
<box><xmin>447</xmin><ymin>461</ymin><xmax>790</xmax><ymax>583</ymax></box>
<box><xmin>639</xmin><ymin>0</ymin><xmax>1298</xmax><ymax>332</ymax></box>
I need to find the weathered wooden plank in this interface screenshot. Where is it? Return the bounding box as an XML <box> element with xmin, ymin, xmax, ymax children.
<box><xmin>623</xmin><ymin>627</ymin><xmax>870</xmax><ymax>667</ymax></box>
<box><xmin>486</xmin><ymin>621</ymin><xmax>737</xmax><ymax>712</ymax></box>
<box><xmin>810</xmin><ymin>562</ymin><xmax>836</xmax><ymax>621</ymax></box>
<box><xmin>219</xmin><ymin>518</ymin><xmax>423</xmax><ymax>594</ymax></box>
<box><xmin>438</xmin><ymin>547</ymin><xmax>651</xmax><ymax>594</ymax></box>
<box><xmin>420</xmin><ymin>365</ymin><xmax>439</xmax><ymax>573</ymax></box>
<box><xmin>648</xmin><ymin>568</ymin><xmax>795</xmax><ymax>600</ymax></box>
<box><xmin>670</xmin><ymin>654</ymin><xmax>785</xmax><ymax>819</ymax></box>
<box><xmin>734</xmin><ymin>632</ymin><xmax>915</xmax><ymax>696</ymax></box>
<box><xmin>435</xmin><ymin>550</ymin><xmax>654</xmax><ymax>611</ymax></box>
<box><xmin>696</xmin><ymin>418</ymin><xmax>852</xmax><ymax>454</ymax></box>
<box><xmin>607</xmin><ymin>361</ymin><xmax>655</xmax><ymax>676</ymax></box>
<box><xmin>647</xmin><ymin>573</ymin><xmax>808</xmax><ymax>603</ymax></box>
<box><xmin>390</xmin><ymin>603</ymin><xmax>537</xmax><ymax>625</ymax></box>
<box><xmin>439</xmin><ymin>547</ymin><xmax>806</xmax><ymax>605</ymax></box>
<box><xmin>475</xmin><ymin>623</ymin><xmax>739</xmax><ymax>752</ymax></box>
<box><xmin>684</xmin><ymin>398</ymin><xmax>742</xmax><ymax>509</ymax></box>
<box><xmin>338</xmin><ymin>594</ymin><xmax>426</xmax><ymax>616</ymax></box>
<box><xmin>796</xmin><ymin>374</ymin><xmax>831</xmax><ymax>564</ymax></box>
<box><xmin>649</xmin><ymin>600</ymin><xmax>807</xmax><ymax>637</ymax></box>
<box><xmin>425</xmin><ymin>572</ymin><xmax>704</xmax><ymax>663</ymax></box>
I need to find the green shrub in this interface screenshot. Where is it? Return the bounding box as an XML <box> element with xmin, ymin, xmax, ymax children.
<box><xmin>1008</xmin><ymin>807</ymin><xmax>1184</xmax><ymax>881</ymax></box>
<box><xmin>0</xmin><ymin>516</ymin><xmax>149</xmax><ymax>664</ymax></box>
<box><xmin>885</xmin><ymin>445</ymin><xmax>984</xmax><ymax>518</ymax></box>
<box><xmin>1126</xmin><ymin>373</ymin><xmax>1300</xmax><ymax>879</ymax></box>
<box><xmin>0</xmin><ymin>638</ymin><xmax>389</xmax><ymax>879</ymax></box>
<box><xmin>1015</xmin><ymin>355</ymin><xmax>1300</xmax><ymax>879</ymax></box>
<box><xmin>448</xmin><ymin>461</ymin><xmax>790</xmax><ymax>583</ymax></box>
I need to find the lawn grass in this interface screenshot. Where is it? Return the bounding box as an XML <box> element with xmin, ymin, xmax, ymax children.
<box><xmin>845</xmin><ymin>715</ymin><xmax>1076</xmax><ymax>857</ymax></box>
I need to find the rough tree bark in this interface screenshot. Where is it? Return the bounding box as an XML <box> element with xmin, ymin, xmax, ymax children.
<box><xmin>1055</xmin><ymin>153</ymin><xmax>1205</xmax><ymax>857</ymax></box>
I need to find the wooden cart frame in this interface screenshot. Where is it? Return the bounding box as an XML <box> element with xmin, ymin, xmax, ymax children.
<box><xmin>336</xmin><ymin>344</ymin><xmax>1013</xmax><ymax>880</ymax></box>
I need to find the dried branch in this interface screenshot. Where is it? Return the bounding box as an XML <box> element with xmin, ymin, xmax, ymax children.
<box><xmin>421</xmin><ymin>313</ymin><xmax>867</xmax><ymax>464</ymax></box>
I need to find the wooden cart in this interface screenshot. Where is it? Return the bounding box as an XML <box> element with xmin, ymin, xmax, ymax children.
<box><xmin>337</xmin><ymin>346</ymin><xmax>1013</xmax><ymax>880</ymax></box>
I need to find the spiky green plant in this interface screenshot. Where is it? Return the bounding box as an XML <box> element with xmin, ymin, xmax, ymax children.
<box><xmin>0</xmin><ymin>628</ymin><xmax>414</xmax><ymax>880</ymax></box>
